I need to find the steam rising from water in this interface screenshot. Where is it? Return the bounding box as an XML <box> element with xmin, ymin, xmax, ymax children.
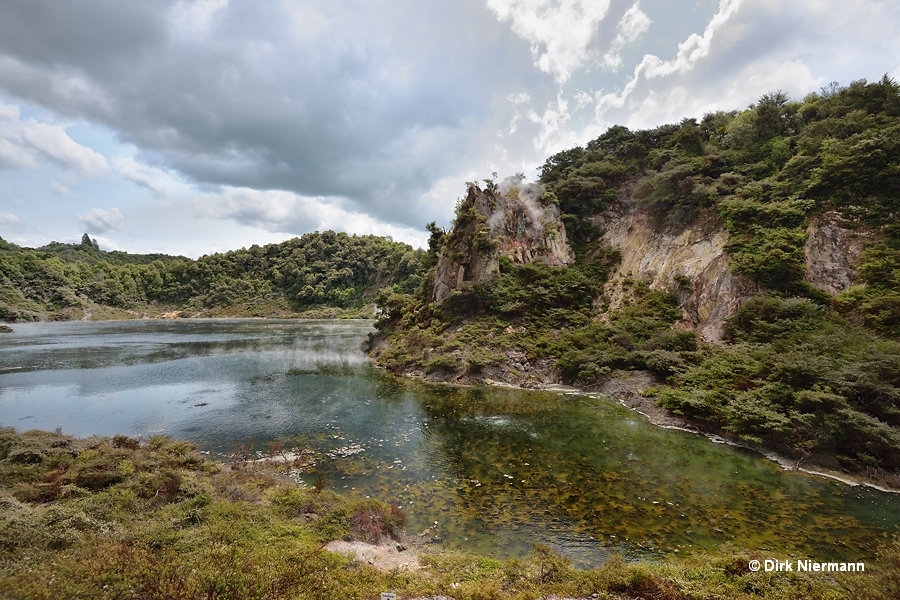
<box><xmin>261</xmin><ymin>341</ymin><xmax>371</xmax><ymax>374</ymax></box>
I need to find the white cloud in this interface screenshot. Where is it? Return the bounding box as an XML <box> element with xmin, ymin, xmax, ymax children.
<box><xmin>1</xmin><ymin>0</ymin><xmax>898</xmax><ymax>257</ymax></box>
<box><xmin>573</xmin><ymin>0</ymin><xmax>746</xmax><ymax>132</ymax></box>
<box><xmin>508</xmin><ymin>92</ymin><xmax>531</xmax><ymax>105</ymax></box>
<box><xmin>87</xmin><ymin>234</ymin><xmax>124</xmax><ymax>252</ymax></box>
<box><xmin>77</xmin><ymin>207</ymin><xmax>124</xmax><ymax>233</ymax></box>
<box><xmin>0</xmin><ymin>102</ymin><xmax>109</xmax><ymax>178</ymax></box>
<box><xmin>0</xmin><ymin>211</ymin><xmax>21</xmax><ymax>224</ymax></box>
<box><xmin>637</xmin><ymin>0</ymin><xmax>743</xmax><ymax>80</ymax></box>
<box><xmin>199</xmin><ymin>187</ymin><xmax>428</xmax><ymax>248</ymax></box>
<box><xmin>0</xmin><ymin>104</ymin><xmax>39</xmax><ymax>169</ymax></box>
<box><xmin>168</xmin><ymin>0</ymin><xmax>229</xmax><ymax>37</ymax></box>
<box><xmin>602</xmin><ymin>2</ymin><xmax>651</xmax><ymax>71</ymax></box>
<box><xmin>281</xmin><ymin>1</ymin><xmax>332</xmax><ymax>41</ymax></box>
<box><xmin>19</xmin><ymin>121</ymin><xmax>109</xmax><ymax>178</ymax></box>
<box><xmin>487</xmin><ymin>0</ymin><xmax>612</xmax><ymax>83</ymax></box>
<box><xmin>527</xmin><ymin>93</ymin><xmax>573</xmax><ymax>151</ymax></box>
<box><xmin>114</xmin><ymin>157</ymin><xmax>173</xmax><ymax>197</ymax></box>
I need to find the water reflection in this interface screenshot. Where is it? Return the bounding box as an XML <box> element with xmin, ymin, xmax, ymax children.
<box><xmin>1</xmin><ymin>319</ymin><xmax>897</xmax><ymax>566</ymax></box>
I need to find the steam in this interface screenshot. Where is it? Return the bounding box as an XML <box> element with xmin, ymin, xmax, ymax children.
<box><xmin>496</xmin><ymin>174</ymin><xmax>547</xmax><ymax>235</ymax></box>
<box><xmin>487</xmin><ymin>209</ymin><xmax>506</xmax><ymax>230</ymax></box>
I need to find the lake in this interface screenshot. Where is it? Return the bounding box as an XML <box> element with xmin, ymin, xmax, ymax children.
<box><xmin>1</xmin><ymin>319</ymin><xmax>897</xmax><ymax>566</ymax></box>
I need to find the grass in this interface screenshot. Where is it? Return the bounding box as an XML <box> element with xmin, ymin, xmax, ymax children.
<box><xmin>1</xmin><ymin>427</ymin><xmax>895</xmax><ymax>599</ymax></box>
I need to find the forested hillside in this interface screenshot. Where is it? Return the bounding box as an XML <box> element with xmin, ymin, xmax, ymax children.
<box><xmin>372</xmin><ymin>77</ymin><xmax>900</xmax><ymax>479</ymax></box>
<box><xmin>0</xmin><ymin>231</ymin><xmax>422</xmax><ymax>321</ymax></box>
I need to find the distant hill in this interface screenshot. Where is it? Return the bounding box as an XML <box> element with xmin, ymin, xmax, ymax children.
<box><xmin>0</xmin><ymin>231</ymin><xmax>424</xmax><ymax>321</ymax></box>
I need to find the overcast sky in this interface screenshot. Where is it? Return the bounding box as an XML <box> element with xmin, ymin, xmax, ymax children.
<box><xmin>0</xmin><ymin>0</ymin><xmax>897</xmax><ymax>256</ymax></box>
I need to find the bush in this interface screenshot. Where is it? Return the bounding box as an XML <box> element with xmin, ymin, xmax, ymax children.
<box><xmin>348</xmin><ymin>501</ymin><xmax>406</xmax><ymax>544</ymax></box>
<box><xmin>723</xmin><ymin>295</ymin><xmax>825</xmax><ymax>342</ymax></box>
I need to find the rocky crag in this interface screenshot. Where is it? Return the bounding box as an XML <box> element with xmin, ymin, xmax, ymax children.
<box><xmin>427</xmin><ymin>179</ymin><xmax>867</xmax><ymax>351</ymax></box>
<box><xmin>430</xmin><ymin>175</ymin><xmax>572</xmax><ymax>304</ymax></box>
<box><xmin>597</xmin><ymin>200</ymin><xmax>866</xmax><ymax>343</ymax></box>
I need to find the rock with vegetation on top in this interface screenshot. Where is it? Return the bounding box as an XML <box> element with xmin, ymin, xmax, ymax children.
<box><xmin>431</xmin><ymin>175</ymin><xmax>572</xmax><ymax>304</ymax></box>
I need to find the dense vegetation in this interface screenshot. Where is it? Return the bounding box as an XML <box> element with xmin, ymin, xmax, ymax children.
<box><xmin>2</xmin><ymin>428</ymin><xmax>895</xmax><ymax>600</ymax></box>
<box><xmin>0</xmin><ymin>231</ymin><xmax>422</xmax><ymax>321</ymax></box>
<box><xmin>374</xmin><ymin>77</ymin><xmax>900</xmax><ymax>479</ymax></box>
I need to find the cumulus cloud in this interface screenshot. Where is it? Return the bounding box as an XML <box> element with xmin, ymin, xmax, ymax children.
<box><xmin>585</xmin><ymin>0</ymin><xmax>744</xmax><ymax>121</ymax></box>
<box><xmin>0</xmin><ymin>102</ymin><xmax>109</xmax><ymax>177</ymax></box>
<box><xmin>513</xmin><ymin>0</ymin><xmax>900</xmax><ymax>159</ymax></box>
<box><xmin>487</xmin><ymin>0</ymin><xmax>612</xmax><ymax>83</ymax></box>
<box><xmin>0</xmin><ymin>0</ymin><xmax>548</xmax><ymax>231</ymax></box>
<box><xmin>637</xmin><ymin>0</ymin><xmax>743</xmax><ymax>80</ymax></box>
<box><xmin>1</xmin><ymin>0</ymin><xmax>898</xmax><ymax>255</ymax></box>
<box><xmin>77</xmin><ymin>207</ymin><xmax>124</xmax><ymax>233</ymax></box>
<box><xmin>199</xmin><ymin>187</ymin><xmax>428</xmax><ymax>248</ymax></box>
<box><xmin>603</xmin><ymin>0</ymin><xmax>876</xmax><ymax>131</ymax></box>
<box><xmin>602</xmin><ymin>2</ymin><xmax>651</xmax><ymax>71</ymax></box>
<box><xmin>48</xmin><ymin>179</ymin><xmax>72</xmax><ymax>196</ymax></box>
<box><xmin>168</xmin><ymin>0</ymin><xmax>229</xmax><ymax>37</ymax></box>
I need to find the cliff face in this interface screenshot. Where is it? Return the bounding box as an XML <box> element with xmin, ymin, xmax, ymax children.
<box><xmin>597</xmin><ymin>198</ymin><xmax>865</xmax><ymax>342</ymax></box>
<box><xmin>804</xmin><ymin>211</ymin><xmax>867</xmax><ymax>296</ymax></box>
<box><xmin>429</xmin><ymin>176</ymin><xmax>868</xmax><ymax>343</ymax></box>
<box><xmin>431</xmin><ymin>177</ymin><xmax>572</xmax><ymax>303</ymax></box>
<box><xmin>598</xmin><ymin>197</ymin><xmax>757</xmax><ymax>343</ymax></box>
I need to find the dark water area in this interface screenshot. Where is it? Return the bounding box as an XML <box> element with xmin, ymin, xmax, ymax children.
<box><xmin>1</xmin><ymin>319</ymin><xmax>897</xmax><ymax>566</ymax></box>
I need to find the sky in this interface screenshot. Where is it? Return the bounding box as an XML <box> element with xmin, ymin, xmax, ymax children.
<box><xmin>0</xmin><ymin>0</ymin><xmax>898</xmax><ymax>257</ymax></box>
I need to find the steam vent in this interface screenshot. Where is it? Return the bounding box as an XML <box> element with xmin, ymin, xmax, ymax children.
<box><xmin>431</xmin><ymin>176</ymin><xmax>573</xmax><ymax>303</ymax></box>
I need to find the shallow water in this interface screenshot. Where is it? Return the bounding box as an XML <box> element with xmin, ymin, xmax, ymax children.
<box><xmin>1</xmin><ymin>319</ymin><xmax>897</xmax><ymax>566</ymax></box>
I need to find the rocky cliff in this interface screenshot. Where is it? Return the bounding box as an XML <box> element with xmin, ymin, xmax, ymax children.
<box><xmin>597</xmin><ymin>196</ymin><xmax>755</xmax><ymax>343</ymax></box>
<box><xmin>428</xmin><ymin>177</ymin><xmax>869</xmax><ymax>343</ymax></box>
<box><xmin>803</xmin><ymin>210</ymin><xmax>868</xmax><ymax>296</ymax></box>
<box><xmin>431</xmin><ymin>176</ymin><xmax>572</xmax><ymax>303</ymax></box>
<box><xmin>596</xmin><ymin>197</ymin><xmax>867</xmax><ymax>342</ymax></box>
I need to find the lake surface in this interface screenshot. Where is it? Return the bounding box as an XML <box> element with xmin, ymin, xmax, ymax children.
<box><xmin>1</xmin><ymin>319</ymin><xmax>898</xmax><ymax>566</ymax></box>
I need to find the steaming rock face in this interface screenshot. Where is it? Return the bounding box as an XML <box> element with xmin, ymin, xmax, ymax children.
<box><xmin>431</xmin><ymin>178</ymin><xmax>572</xmax><ymax>303</ymax></box>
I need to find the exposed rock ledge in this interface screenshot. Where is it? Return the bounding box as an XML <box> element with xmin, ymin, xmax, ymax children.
<box><xmin>596</xmin><ymin>200</ymin><xmax>869</xmax><ymax>343</ymax></box>
<box><xmin>597</xmin><ymin>199</ymin><xmax>755</xmax><ymax>344</ymax></box>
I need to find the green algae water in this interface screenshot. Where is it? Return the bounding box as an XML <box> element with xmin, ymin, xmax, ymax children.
<box><xmin>1</xmin><ymin>319</ymin><xmax>897</xmax><ymax>566</ymax></box>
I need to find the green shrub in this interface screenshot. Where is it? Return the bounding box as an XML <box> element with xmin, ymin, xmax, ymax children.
<box><xmin>723</xmin><ymin>295</ymin><xmax>825</xmax><ymax>342</ymax></box>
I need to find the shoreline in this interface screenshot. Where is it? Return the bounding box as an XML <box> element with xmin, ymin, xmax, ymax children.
<box><xmin>388</xmin><ymin>366</ymin><xmax>900</xmax><ymax>494</ymax></box>
<box><xmin>596</xmin><ymin>380</ymin><xmax>900</xmax><ymax>495</ymax></box>
<box><xmin>0</xmin><ymin>314</ymin><xmax>378</xmax><ymax>326</ymax></box>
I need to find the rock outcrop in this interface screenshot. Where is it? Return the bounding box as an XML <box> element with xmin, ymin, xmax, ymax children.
<box><xmin>431</xmin><ymin>176</ymin><xmax>572</xmax><ymax>303</ymax></box>
<box><xmin>804</xmin><ymin>211</ymin><xmax>866</xmax><ymax>295</ymax></box>
<box><xmin>429</xmin><ymin>177</ymin><xmax>869</xmax><ymax>343</ymax></box>
<box><xmin>597</xmin><ymin>195</ymin><xmax>757</xmax><ymax>342</ymax></box>
<box><xmin>597</xmin><ymin>197</ymin><xmax>868</xmax><ymax>343</ymax></box>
